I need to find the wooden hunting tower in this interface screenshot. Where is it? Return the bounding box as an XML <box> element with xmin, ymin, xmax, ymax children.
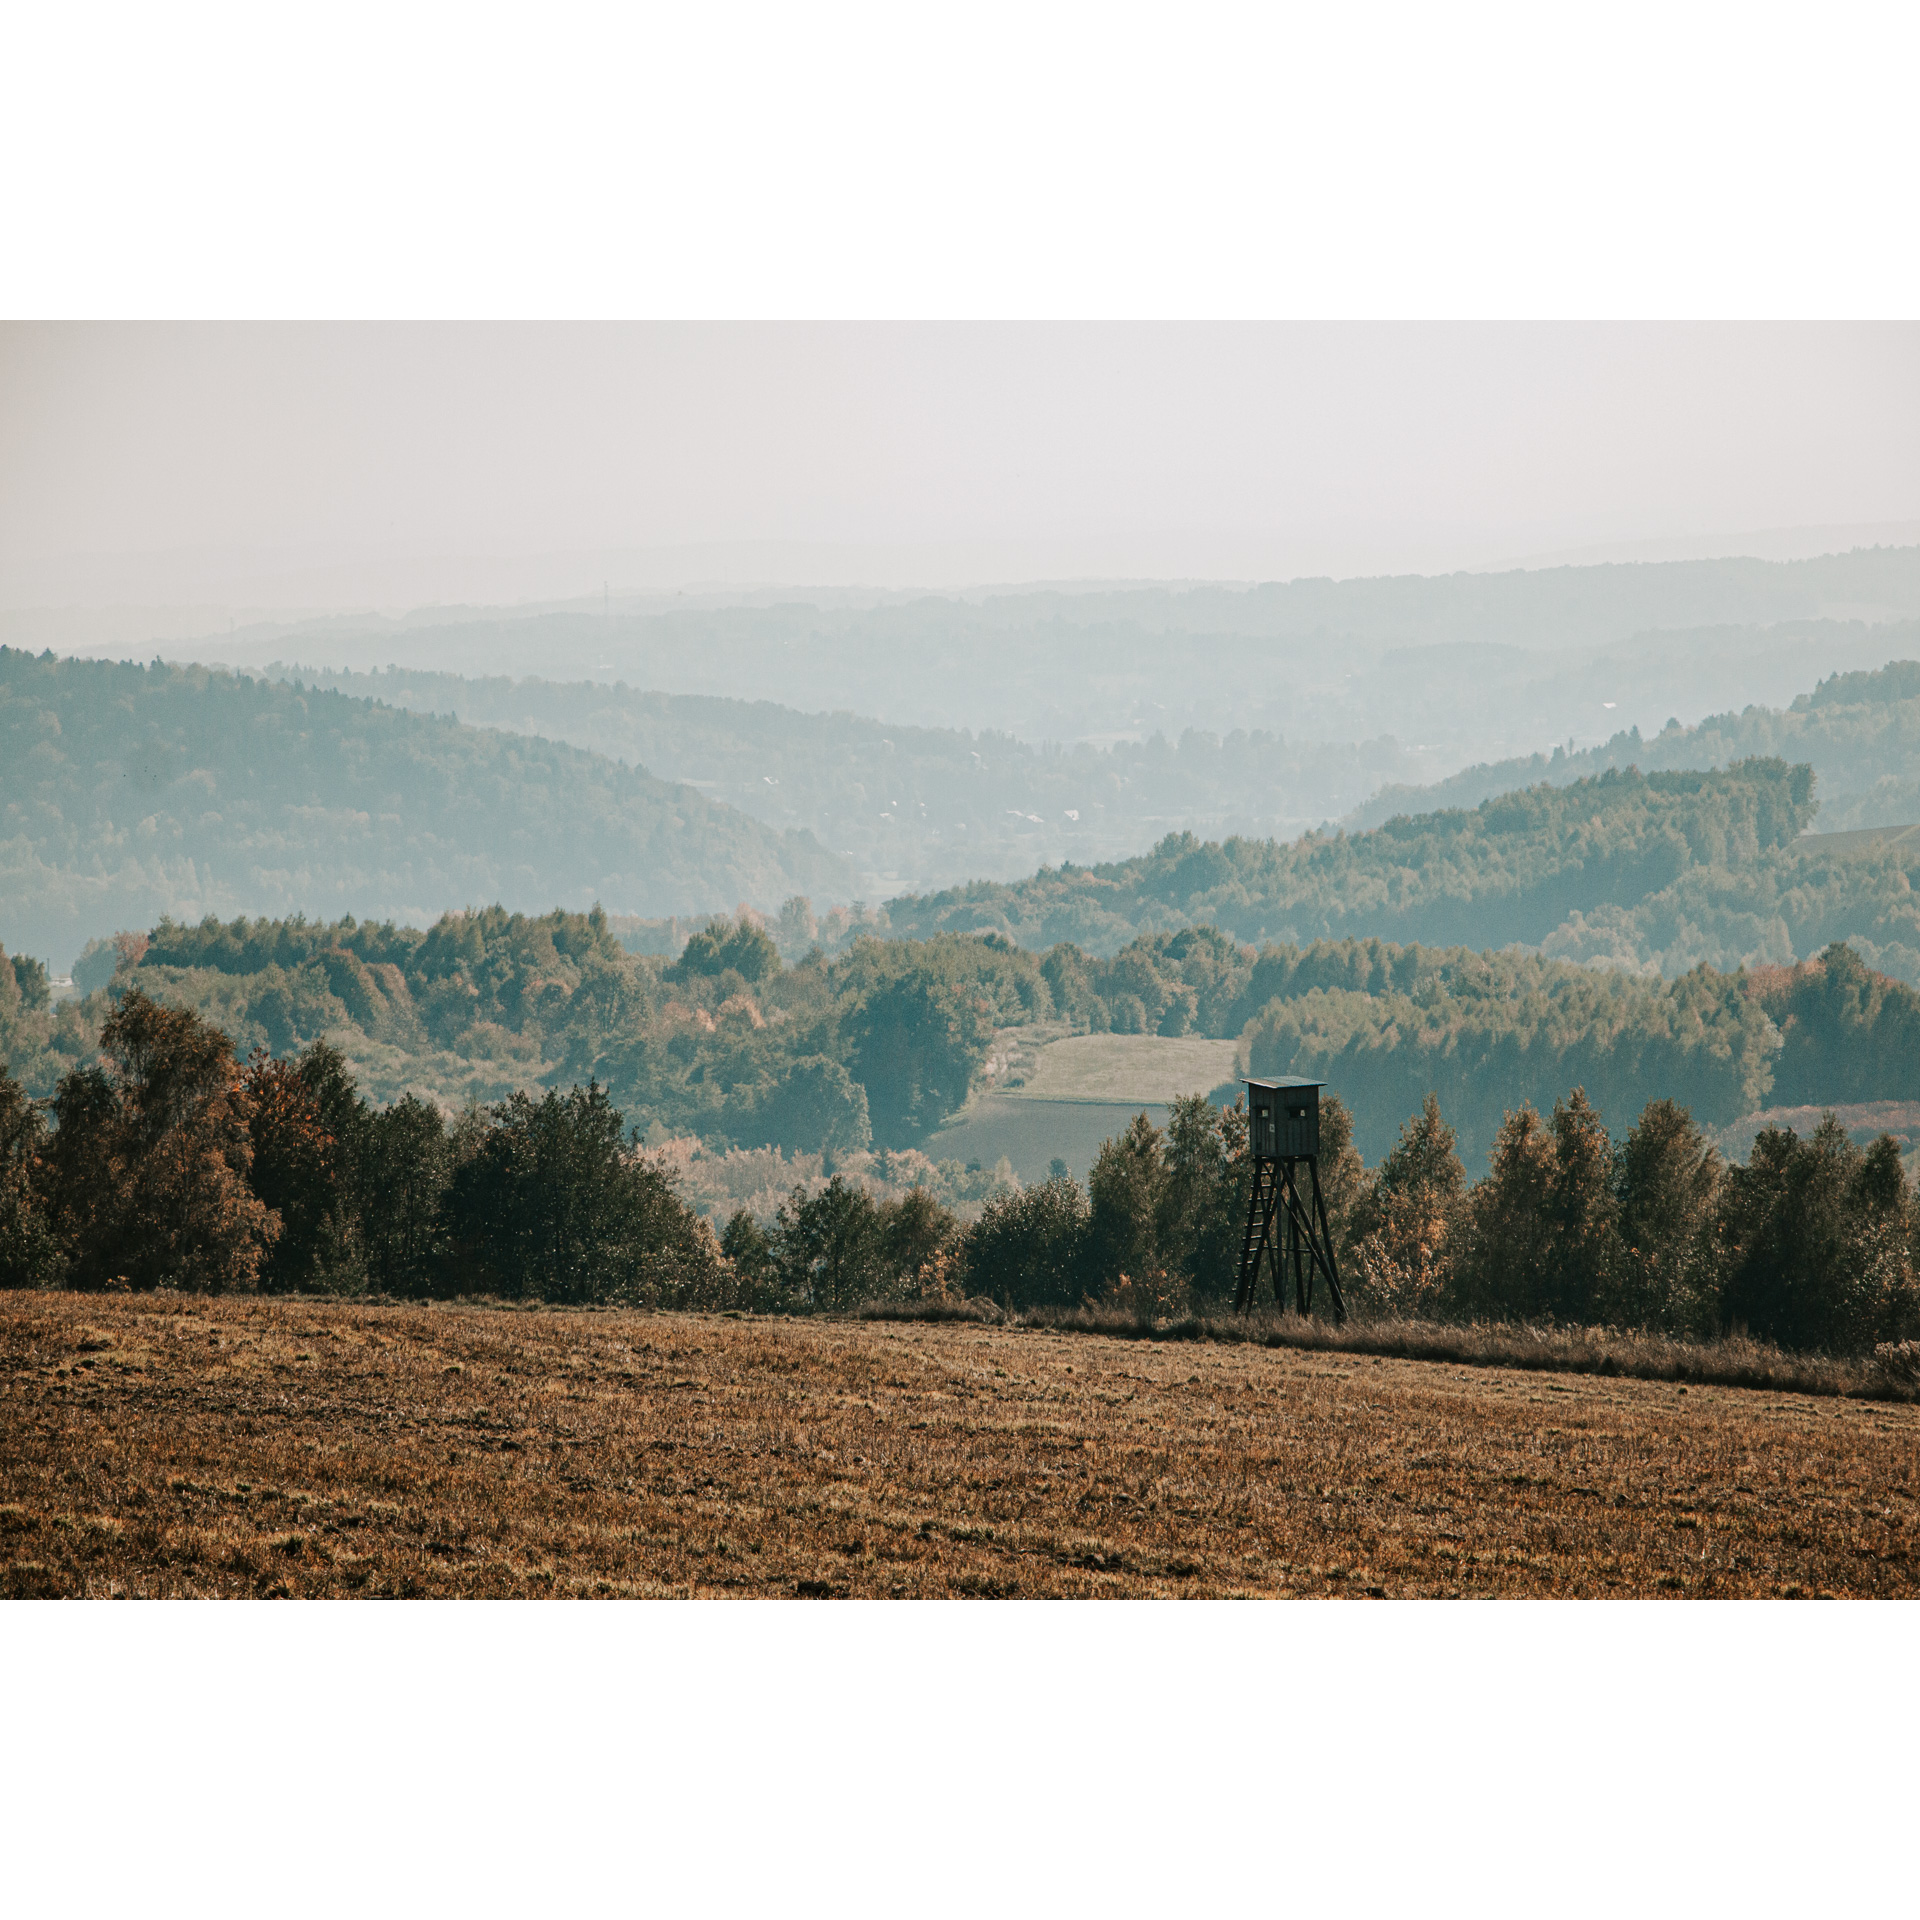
<box><xmin>1236</xmin><ymin>1077</ymin><xmax>1347</xmax><ymax>1321</ymax></box>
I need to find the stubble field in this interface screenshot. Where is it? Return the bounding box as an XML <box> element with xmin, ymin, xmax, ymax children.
<box><xmin>3</xmin><ymin>1290</ymin><xmax>1915</xmax><ymax>1599</ymax></box>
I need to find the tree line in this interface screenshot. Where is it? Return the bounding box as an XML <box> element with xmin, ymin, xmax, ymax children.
<box><xmin>5</xmin><ymin>986</ymin><xmax>1915</xmax><ymax>1358</ymax></box>
<box><xmin>10</xmin><ymin>899</ymin><xmax>1920</xmax><ymax>1171</ymax></box>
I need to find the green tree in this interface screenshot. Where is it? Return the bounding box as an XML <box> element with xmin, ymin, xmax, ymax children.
<box><xmin>844</xmin><ymin>970</ymin><xmax>992</xmax><ymax>1147</ymax></box>
<box><xmin>1087</xmin><ymin>1112</ymin><xmax>1169</xmax><ymax>1307</ymax></box>
<box><xmin>1159</xmin><ymin>1094</ymin><xmax>1241</xmax><ymax>1305</ymax></box>
<box><xmin>721</xmin><ymin>1207</ymin><xmax>776</xmax><ymax>1293</ymax></box>
<box><xmin>1452</xmin><ymin>1090</ymin><xmax>1620</xmax><ymax>1324</ymax></box>
<box><xmin>244</xmin><ymin>1040</ymin><xmax>369</xmax><ymax>1293</ymax></box>
<box><xmin>1612</xmin><ymin>1098</ymin><xmax>1723</xmax><ymax>1332</ymax></box>
<box><xmin>0</xmin><ymin>1063</ymin><xmax>62</xmax><ymax>1289</ymax></box>
<box><xmin>965</xmin><ymin>1175</ymin><xmax>1090</xmax><ymax>1309</ymax></box>
<box><xmin>1719</xmin><ymin>1117</ymin><xmax>1918</xmax><ymax>1352</ymax></box>
<box><xmin>1350</xmin><ymin>1092</ymin><xmax>1464</xmax><ymax>1317</ymax></box>
<box><xmin>877</xmin><ymin>1186</ymin><xmax>960</xmax><ymax>1294</ymax></box>
<box><xmin>768</xmin><ymin>1175</ymin><xmax>885</xmax><ymax>1309</ymax></box>
<box><xmin>671</xmin><ymin>916</ymin><xmax>781</xmax><ymax>984</ymax></box>
<box><xmin>752</xmin><ymin>1055</ymin><xmax>872</xmax><ymax>1157</ymax></box>
<box><xmin>359</xmin><ymin>1094</ymin><xmax>452</xmax><ymax>1296</ymax></box>
<box><xmin>442</xmin><ymin>1081</ymin><xmax>714</xmax><ymax>1303</ymax></box>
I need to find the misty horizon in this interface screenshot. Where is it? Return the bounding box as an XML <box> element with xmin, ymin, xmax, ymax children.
<box><xmin>5</xmin><ymin>323</ymin><xmax>1918</xmax><ymax>630</ymax></box>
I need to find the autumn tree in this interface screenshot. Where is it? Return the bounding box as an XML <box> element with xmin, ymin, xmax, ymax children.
<box><xmin>244</xmin><ymin>1040</ymin><xmax>369</xmax><ymax>1292</ymax></box>
<box><xmin>1349</xmin><ymin>1092</ymin><xmax>1464</xmax><ymax>1318</ymax></box>
<box><xmin>42</xmin><ymin>989</ymin><xmax>276</xmax><ymax>1292</ymax></box>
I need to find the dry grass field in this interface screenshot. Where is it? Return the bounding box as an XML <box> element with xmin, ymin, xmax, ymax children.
<box><xmin>4</xmin><ymin>1289</ymin><xmax>1916</xmax><ymax>1599</ymax></box>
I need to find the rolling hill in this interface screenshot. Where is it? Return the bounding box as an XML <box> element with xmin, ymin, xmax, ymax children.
<box><xmin>0</xmin><ymin>649</ymin><xmax>854</xmax><ymax>968</ymax></box>
<box><xmin>1344</xmin><ymin>643</ymin><xmax>1920</xmax><ymax>832</ymax></box>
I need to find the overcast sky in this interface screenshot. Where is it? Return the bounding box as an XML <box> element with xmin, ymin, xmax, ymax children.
<box><xmin>3</xmin><ymin>322</ymin><xmax>1917</xmax><ymax>611</ymax></box>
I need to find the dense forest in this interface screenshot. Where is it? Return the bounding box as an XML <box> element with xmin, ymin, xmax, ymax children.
<box><xmin>883</xmin><ymin>757</ymin><xmax>1920</xmax><ymax>986</ymax></box>
<box><xmin>885</xmin><ymin>757</ymin><xmax>1841</xmax><ymax>951</ymax></box>
<box><xmin>5</xmin><ymin>989</ymin><xmax>1914</xmax><ymax>1360</ymax></box>
<box><xmin>10</xmin><ymin>887</ymin><xmax>1920</xmax><ymax>1172</ymax></box>
<box><xmin>275</xmin><ymin>662</ymin><xmax>1432</xmax><ymax>892</ymax></box>
<box><xmin>0</xmin><ymin>648</ymin><xmax>852</xmax><ymax>967</ymax></box>
<box><xmin>1346</xmin><ymin>645</ymin><xmax>1920</xmax><ymax>832</ymax></box>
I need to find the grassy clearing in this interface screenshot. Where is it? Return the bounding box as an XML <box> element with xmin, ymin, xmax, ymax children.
<box><xmin>1009</xmin><ymin>1033</ymin><xmax>1239</xmax><ymax>1104</ymax></box>
<box><xmin>4</xmin><ymin>1290</ymin><xmax>1916</xmax><ymax>1599</ymax></box>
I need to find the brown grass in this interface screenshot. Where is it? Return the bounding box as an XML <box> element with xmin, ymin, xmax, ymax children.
<box><xmin>865</xmin><ymin>1301</ymin><xmax>1920</xmax><ymax>1403</ymax></box>
<box><xmin>4</xmin><ymin>1288</ymin><xmax>1917</xmax><ymax>1598</ymax></box>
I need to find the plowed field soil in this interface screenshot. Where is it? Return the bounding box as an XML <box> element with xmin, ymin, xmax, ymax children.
<box><xmin>4</xmin><ymin>1291</ymin><xmax>1916</xmax><ymax>1598</ymax></box>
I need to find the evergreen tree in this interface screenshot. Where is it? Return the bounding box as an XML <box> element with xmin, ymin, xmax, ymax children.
<box><xmin>1612</xmin><ymin>1098</ymin><xmax>1722</xmax><ymax>1332</ymax></box>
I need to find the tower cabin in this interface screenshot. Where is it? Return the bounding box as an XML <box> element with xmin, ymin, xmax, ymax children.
<box><xmin>1244</xmin><ymin>1075</ymin><xmax>1322</xmax><ymax>1160</ymax></box>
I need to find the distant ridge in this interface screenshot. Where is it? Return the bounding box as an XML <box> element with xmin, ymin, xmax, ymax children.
<box><xmin>0</xmin><ymin>649</ymin><xmax>855</xmax><ymax>968</ymax></box>
<box><xmin>1340</xmin><ymin>644</ymin><xmax>1920</xmax><ymax>834</ymax></box>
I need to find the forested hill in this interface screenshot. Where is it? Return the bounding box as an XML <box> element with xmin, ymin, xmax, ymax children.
<box><xmin>882</xmin><ymin>760</ymin><xmax>1822</xmax><ymax>956</ymax></box>
<box><xmin>1343</xmin><ymin>640</ymin><xmax>1920</xmax><ymax>832</ymax></box>
<box><xmin>0</xmin><ymin>649</ymin><xmax>854</xmax><ymax>969</ymax></box>
<box><xmin>271</xmin><ymin>662</ymin><xmax>1431</xmax><ymax>894</ymax></box>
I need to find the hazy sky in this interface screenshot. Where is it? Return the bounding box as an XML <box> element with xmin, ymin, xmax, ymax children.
<box><xmin>3</xmin><ymin>322</ymin><xmax>1917</xmax><ymax>610</ymax></box>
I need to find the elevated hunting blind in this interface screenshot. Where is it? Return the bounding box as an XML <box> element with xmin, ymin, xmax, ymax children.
<box><xmin>1237</xmin><ymin>1077</ymin><xmax>1347</xmax><ymax>1322</ymax></box>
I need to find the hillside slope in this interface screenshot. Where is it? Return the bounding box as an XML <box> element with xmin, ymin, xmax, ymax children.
<box><xmin>0</xmin><ymin>650</ymin><xmax>854</xmax><ymax>967</ymax></box>
<box><xmin>884</xmin><ymin>759</ymin><xmax>1814</xmax><ymax>948</ymax></box>
<box><xmin>1344</xmin><ymin>643</ymin><xmax>1920</xmax><ymax>832</ymax></box>
<box><xmin>270</xmin><ymin>662</ymin><xmax>1431</xmax><ymax>894</ymax></box>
